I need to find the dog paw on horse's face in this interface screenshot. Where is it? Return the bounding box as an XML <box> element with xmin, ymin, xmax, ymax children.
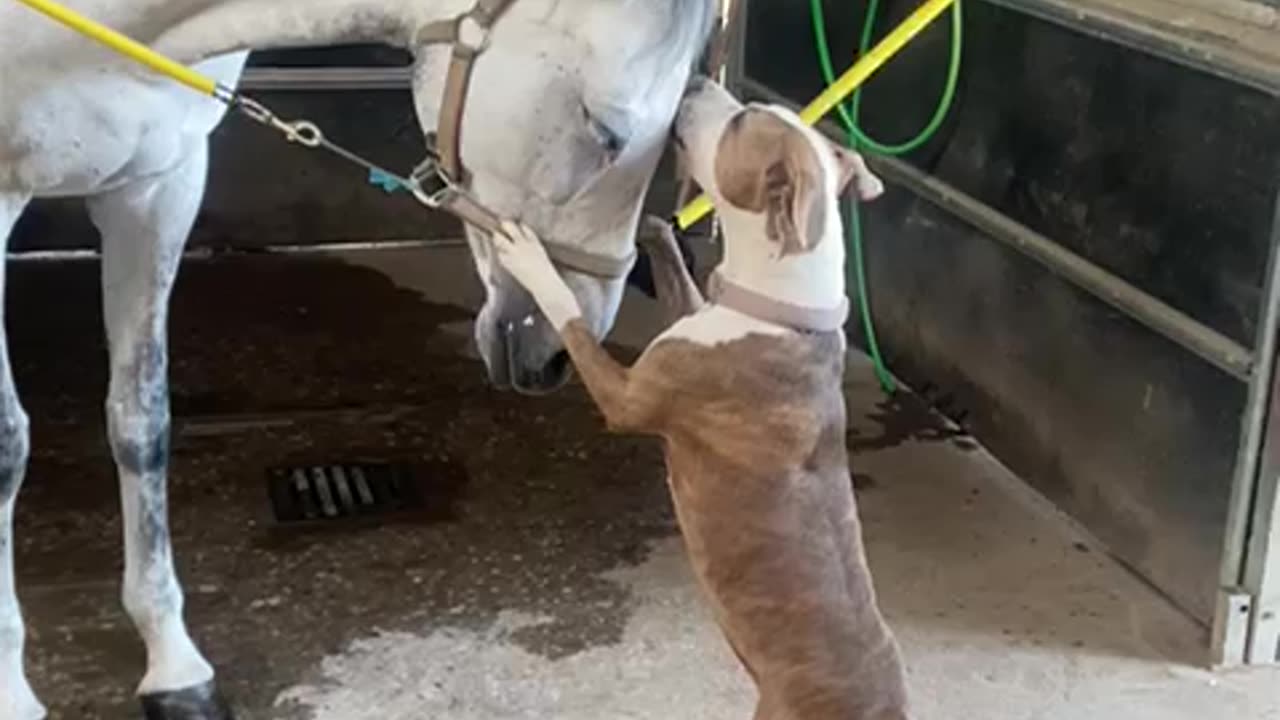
<box><xmin>141</xmin><ymin>681</ymin><xmax>235</xmax><ymax>720</ymax></box>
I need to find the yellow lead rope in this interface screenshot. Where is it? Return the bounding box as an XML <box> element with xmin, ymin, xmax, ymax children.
<box><xmin>13</xmin><ymin>0</ymin><xmax>954</xmax><ymax>233</ymax></box>
<box><xmin>675</xmin><ymin>0</ymin><xmax>955</xmax><ymax>230</ymax></box>
<box><xmin>11</xmin><ymin>0</ymin><xmax>444</xmax><ymax>190</ymax></box>
<box><xmin>14</xmin><ymin>0</ymin><xmax>227</xmax><ymax>99</ymax></box>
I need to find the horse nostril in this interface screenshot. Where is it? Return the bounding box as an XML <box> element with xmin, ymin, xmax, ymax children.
<box><xmin>547</xmin><ymin>350</ymin><xmax>570</xmax><ymax>379</ymax></box>
<box><xmin>503</xmin><ymin>317</ymin><xmax>532</xmax><ymax>340</ymax></box>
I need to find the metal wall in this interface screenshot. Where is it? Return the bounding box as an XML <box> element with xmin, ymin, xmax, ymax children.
<box><xmin>12</xmin><ymin>89</ymin><xmax>465</xmax><ymax>252</ymax></box>
<box><xmin>10</xmin><ymin>44</ymin><xmax>460</xmax><ymax>253</ymax></box>
<box><xmin>735</xmin><ymin>0</ymin><xmax>1280</xmax><ymax>658</ymax></box>
<box><xmin>11</xmin><ymin>43</ymin><xmax>686</xmax><ymax>252</ymax></box>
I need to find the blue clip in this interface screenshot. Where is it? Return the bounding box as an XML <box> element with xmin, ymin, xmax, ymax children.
<box><xmin>368</xmin><ymin>168</ymin><xmax>404</xmax><ymax>193</ymax></box>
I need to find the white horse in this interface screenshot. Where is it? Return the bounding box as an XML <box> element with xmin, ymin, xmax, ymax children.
<box><xmin>0</xmin><ymin>0</ymin><xmax>715</xmax><ymax>717</ymax></box>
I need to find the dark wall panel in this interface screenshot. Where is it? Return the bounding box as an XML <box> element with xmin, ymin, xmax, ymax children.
<box><xmin>748</xmin><ymin>0</ymin><xmax>1280</xmax><ymax>345</ymax></box>
<box><xmin>744</xmin><ymin>0</ymin><xmax>1280</xmax><ymax>620</ymax></box>
<box><xmin>246</xmin><ymin>44</ymin><xmax>410</xmax><ymax>67</ymax></box>
<box><xmin>12</xmin><ymin>90</ymin><xmax>461</xmax><ymax>252</ymax></box>
<box><xmin>11</xmin><ymin>72</ymin><xmax>685</xmax><ymax>252</ymax></box>
<box><xmin>861</xmin><ymin>185</ymin><xmax>1247</xmax><ymax>621</ymax></box>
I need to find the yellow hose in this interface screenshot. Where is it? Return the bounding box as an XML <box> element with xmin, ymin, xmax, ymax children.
<box><xmin>675</xmin><ymin>0</ymin><xmax>955</xmax><ymax>230</ymax></box>
<box><xmin>14</xmin><ymin>0</ymin><xmax>223</xmax><ymax>97</ymax></box>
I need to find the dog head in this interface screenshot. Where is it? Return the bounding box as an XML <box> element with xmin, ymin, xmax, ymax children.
<box><xmin>674</xmin><ymin>78</ymin><xmax>882</xmax><ymax>256</ymax></box>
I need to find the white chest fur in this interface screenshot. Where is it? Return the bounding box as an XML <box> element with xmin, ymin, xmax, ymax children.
<box><xmin>655</xmin><ymin>304</ymin><xmax>791</xmax><ymax>347</ymax></box>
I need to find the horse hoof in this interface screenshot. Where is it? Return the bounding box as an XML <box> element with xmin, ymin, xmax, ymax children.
<box><xmin>140</xmin><ymin>680</ymin><xmax>234</xmax><ymax>720</ymax></box>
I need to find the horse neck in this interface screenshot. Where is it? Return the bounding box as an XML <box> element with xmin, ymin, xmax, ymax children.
<box><xmin>6</xmin><ymin>0</ymin><xmax>482</xmax><ymax>62</ymax></box>
<box><xmin>147</xmin><ymin>0</ymin><xmax>480</xmax><ymax>63</ymax></box>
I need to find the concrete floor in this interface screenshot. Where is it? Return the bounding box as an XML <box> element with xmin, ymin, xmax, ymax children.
<box><xmin>8</xmin><ymin>245</ymin><xmax>1280</xmax><ymax>719</ymax></box>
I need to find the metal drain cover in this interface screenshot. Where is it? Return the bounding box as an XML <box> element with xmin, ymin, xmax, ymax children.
<box><xmin>267</xmin><ymin>462</ymin><xmax>423</xmax><ymax>524</ymax></box>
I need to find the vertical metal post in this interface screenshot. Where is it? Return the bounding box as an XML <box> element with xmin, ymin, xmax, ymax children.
<box><xmin>724</xmin><ymin>0</ymin><xmax>748</xmax><ymax>94</ymax></box>
<box><xmin>1235</xmin><ymin>189</ymin><xmax>1280</xmax><ymax>665</ymax></box>
<box><xmin>715</xmin><ymin>0</ymin><xmax>733</xmax><ymax>85</ymax></box>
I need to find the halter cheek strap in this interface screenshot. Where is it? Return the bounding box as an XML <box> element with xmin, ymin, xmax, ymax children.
<box><xmin>415</xmin><ymin>0</ymin><xmax>513</xmax><ymax>183</ymax></box>
<box><xmin>413</xmin><ymin>0</ymin><xmax>637</xmax><ymax>282</ymax></box>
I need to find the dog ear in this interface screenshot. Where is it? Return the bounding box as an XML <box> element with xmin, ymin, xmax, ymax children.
<box><xmin>762</xmin><ymin>153</ymin><xmax>824</xmax><ymax>256</ymax></box>
<box><xmin>832</xmin><ymin>144</ymin><xmax>884</xmax><ymax>201</ymax></box>
<box><xmin>714</xmin><ymin>109</ymin><xmax>826</xmax><ymax>256</ymax></box>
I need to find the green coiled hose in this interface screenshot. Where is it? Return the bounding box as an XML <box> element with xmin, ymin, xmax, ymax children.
<box><xmin>809</xmin><ymin>0</ymin><xmax>964</xmax><ymax>392</ymax></box>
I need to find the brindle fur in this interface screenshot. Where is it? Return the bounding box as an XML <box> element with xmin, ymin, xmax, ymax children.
<box><xmin>555</xmin><ymin>224</ymin><xmax>911</xmax><ymax>720</ymax></box>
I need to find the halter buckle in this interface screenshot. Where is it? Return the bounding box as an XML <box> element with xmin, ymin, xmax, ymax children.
<box><xmin>407</xmin><ymin>156</ymin><xmax>457</xmax><ymax>208</ymax></box>
<box><xmin>455</xmin><ymin>12</ymin><xmax>492</xmax><ymax>54</ymax></box>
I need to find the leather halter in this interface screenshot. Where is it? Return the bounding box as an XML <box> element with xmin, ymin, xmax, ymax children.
<box><xmin>707</xmin><ymin>271</ymin><xmax>849</xmax><ymax>333</ymax></box>
<box><xmin>412</xmin><ymin>0</ymin><xmax>637</xmax><ymax>280</ymax></box>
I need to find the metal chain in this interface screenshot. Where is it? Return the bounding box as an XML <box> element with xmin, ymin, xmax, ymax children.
<box><xmin>231</xmin><ymin>95</ymin><xmax>455</xmax><ymax>209</ymax></box>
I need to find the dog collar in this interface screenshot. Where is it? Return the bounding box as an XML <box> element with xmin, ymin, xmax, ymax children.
<box><xmin>707</xmin><ymin>272</ymin><xmax>849</xmax><ymax>333</ymax></box>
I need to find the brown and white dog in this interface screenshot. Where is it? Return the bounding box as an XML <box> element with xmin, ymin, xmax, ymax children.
<box><xmin>494</xmin><ymin>78</ymin><xmax>911</xmax><ymax>720</ymax></box>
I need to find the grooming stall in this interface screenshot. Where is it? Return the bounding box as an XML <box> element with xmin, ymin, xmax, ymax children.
<box><xmin>11</xmin><ymin>0</ymin><xmax>1279</xmax><ymax>671</ymax></box>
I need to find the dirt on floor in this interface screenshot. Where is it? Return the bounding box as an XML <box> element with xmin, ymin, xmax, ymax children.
<box><xmin>8</xmin><ymin>249</ymin><xmax>1280</xmax><ymax>720</ymax></box>
<box><xmin>13</xmin><ymin>253</ymin><xmax>667</xmax><ymax>718</ymax></box>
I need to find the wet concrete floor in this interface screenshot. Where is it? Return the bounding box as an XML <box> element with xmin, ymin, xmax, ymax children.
<box><xmin>9</xmin><ymin>246</ymin><xmax>1280</xmax><ymax>719</ymax></box>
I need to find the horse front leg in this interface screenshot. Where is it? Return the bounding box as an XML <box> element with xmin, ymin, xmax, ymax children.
<box><xmin>87</xmin><ymin>145</ymin><xmax>232</xmax><ymax>720</ymax></box>
<box><xmin>0</xmin><ymin>192</ymin><xmax>43</xmax><ymax>720</ymax></box>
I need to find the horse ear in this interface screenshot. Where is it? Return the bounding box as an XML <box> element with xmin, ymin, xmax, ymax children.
<box><xmin>831</xmin><ymin>144</ymin><xmax>883</xmax><ymax>201</ymax></box>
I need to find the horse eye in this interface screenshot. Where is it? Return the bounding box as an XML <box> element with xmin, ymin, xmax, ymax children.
<box><xmin>582</xmin><ymin>104</ymin><xmax>628</xmax><ymax>156</ymax></box>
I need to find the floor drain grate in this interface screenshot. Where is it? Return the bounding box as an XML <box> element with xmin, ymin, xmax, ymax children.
<box><xmin>267</xmin><ymin>462</ymin><xmax>423</xmax><ymax>524</ymax></box>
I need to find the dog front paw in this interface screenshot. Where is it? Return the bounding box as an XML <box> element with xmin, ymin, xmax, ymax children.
<box><xmin>493</xmin><ymin>221</ymin><xmax>582</xmax><ymax>330</ymax></box>
<box><xmin>638</xmin><ymin>216</ymin><xmax>685</xmax><ymax>263</ymax></box>
<box><xmin>493</xmin><ymin>221</ymin><xmax>558</xmax><ymax>288</ymax></box>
